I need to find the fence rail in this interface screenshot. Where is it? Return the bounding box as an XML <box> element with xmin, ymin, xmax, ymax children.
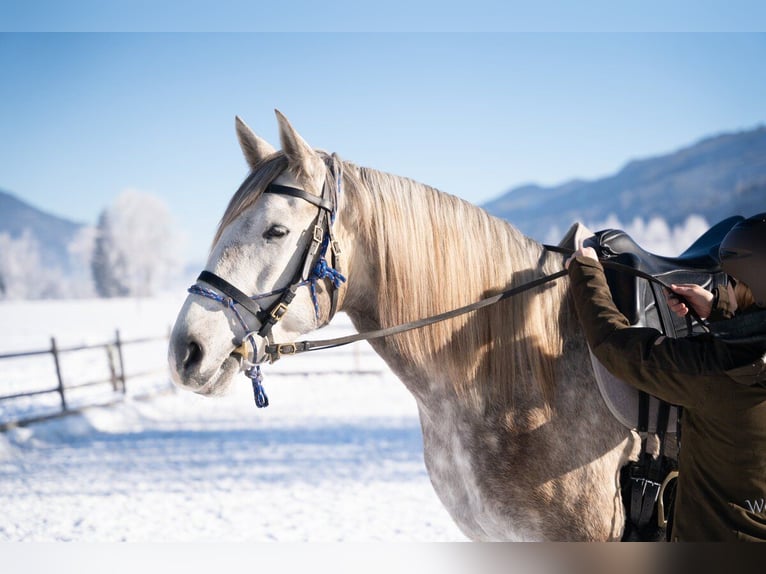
<box><xmin>1</xmin><ymin>320</ymin><xmax>390</xmax><ymax>432</ymax></box>
<box><xmin>0</xmin><ymin>330</ymin><xmax>171</xmax><ymax>431</ymax></box>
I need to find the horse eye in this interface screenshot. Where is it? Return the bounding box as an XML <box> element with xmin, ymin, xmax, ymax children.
<box><xmin>263</xmin><ymin>225</ymin><xmax>289</xmax><ymax>240</ymax></box>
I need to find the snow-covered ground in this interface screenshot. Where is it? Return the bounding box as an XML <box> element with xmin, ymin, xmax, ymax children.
<box><xmin>0</xmin><ymin>296</ymin><xmax>465</xmax><ymax>542</ymax></box>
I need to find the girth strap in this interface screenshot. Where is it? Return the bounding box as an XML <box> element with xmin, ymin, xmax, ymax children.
<box><xmin>624</xmin><ymin>393</ymin><xmax>676</xmax><ymax>539</ymax></box>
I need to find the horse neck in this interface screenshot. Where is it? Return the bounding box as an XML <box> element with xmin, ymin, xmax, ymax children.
<box><xmin>338</xmin><ymin>166</ymin><xmax>576</xmax><ymax>408</ymax></box>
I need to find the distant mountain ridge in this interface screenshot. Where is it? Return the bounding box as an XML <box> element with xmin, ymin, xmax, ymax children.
<box><xmin>482</xmin><ymin>126</ymin><xmax>766</xmax><ymax>242</ymax></box>
<box><xmin>0</xmin><ymin>189</ymin><xmax>84</xmax><ymax>270</ymax></box>
<box><xmin>1</xmin><ymin>126</ymin><xmax>764</xmax><ymax>277</ymax></box>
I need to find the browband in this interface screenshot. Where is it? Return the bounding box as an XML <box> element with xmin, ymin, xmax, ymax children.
<box><xmin>266</xmin><ymin>183</ymin><xmax>333</xmax><ymax>212</ymax></box>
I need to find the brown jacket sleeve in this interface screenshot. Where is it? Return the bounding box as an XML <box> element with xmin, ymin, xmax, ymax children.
<box><xmin>708</xmin><ymin>285</ymin><xmax>736</xmax><ymax>322</ymax></box>
<box><xmin>567</xmin><ymin>256</ymin><xmax>746</xmax><ymax>408</ymax></box>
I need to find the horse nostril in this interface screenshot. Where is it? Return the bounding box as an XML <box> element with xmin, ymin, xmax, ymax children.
<box><xmin>183</xmin><ymin>340</ymin><xmax>203</xmax><ymax>372</ymax></box>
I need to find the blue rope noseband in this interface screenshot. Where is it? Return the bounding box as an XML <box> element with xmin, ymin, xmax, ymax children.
<box><xmin>186</xmin><ymin>283</ymin><xmax>271</xmax><ymax>407</ymax></box>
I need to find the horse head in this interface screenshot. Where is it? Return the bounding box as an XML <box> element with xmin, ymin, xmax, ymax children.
<box><xmin>168</xmin><ymin>111</ymin><xmax>346</xmax><ymax>396</ymax></box>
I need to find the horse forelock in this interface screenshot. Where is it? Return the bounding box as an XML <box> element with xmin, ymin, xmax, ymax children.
<box><xmin>339</xmin><ymin>164</ymin><xmax>570</xmax><ymax>408</ymax></box>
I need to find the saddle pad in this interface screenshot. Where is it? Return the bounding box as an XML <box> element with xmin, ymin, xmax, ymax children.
<box><xmin>589</xmin><ymin>350</ymin><xmax>680</xmax><ymax>432</ymax></box>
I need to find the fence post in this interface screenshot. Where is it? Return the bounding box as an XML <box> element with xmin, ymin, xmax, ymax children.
<box><xmin>115</xmin><ymin>329</ymin><xmax>127</xmax><ymax>394</ymax></box>
<box><xmin>106</xmin><ymin>344</ymin><xmax>119</xmax><ymax>392</ymax></box>
<box><xmin>50</xmin><ymin>336</ymin><xmax>67</xmax><ymax>412</ymax></box>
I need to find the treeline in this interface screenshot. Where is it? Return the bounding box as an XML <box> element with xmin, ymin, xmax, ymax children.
<box><xmin>0</xmin><ymin>190</ymin><xmax>183</xmax><ymax>300</ymax></box>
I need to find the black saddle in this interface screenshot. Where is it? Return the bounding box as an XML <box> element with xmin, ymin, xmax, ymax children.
<box><xmin>594</xmin><ymin>215</ymin><xmax>743</xmax><ymax>338</ymax></box>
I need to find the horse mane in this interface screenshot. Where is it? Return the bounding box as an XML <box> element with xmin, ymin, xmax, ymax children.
<box><xmin>215</xmin><ymin>151</ymin><xmax>570</xmax><ymax>408</ymax></box>
<box><xmin>340</xmin><ymin>161</ymin><xmax>570</xmax><ymax>408</ymax></box>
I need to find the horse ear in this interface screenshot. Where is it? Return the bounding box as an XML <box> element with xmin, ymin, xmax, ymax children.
<box><xmin>275</xmin><ymin>109</ymin><xmax>318</xmax><ymax>168</ymax></box>
<box><xmin>235</xmin><ymin>116</ymin><xmax>276</xmax><ymax>169</ymax></box>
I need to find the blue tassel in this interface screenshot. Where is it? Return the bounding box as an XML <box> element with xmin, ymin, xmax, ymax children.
<box><xmin>309</xmin><ymin>257</ymin><xmax>347</xmax><ymax>318</ymax></box>
<box><xmin>246</xmin><ymin>365</ymin><xmax>269</xmax><ymax>408</ymax></box>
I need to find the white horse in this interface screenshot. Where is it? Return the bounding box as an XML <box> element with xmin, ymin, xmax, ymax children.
<box><xmin>168</xmin><ymin>111</ymin><xmax>638</xmax><ymax>541</ymax></box>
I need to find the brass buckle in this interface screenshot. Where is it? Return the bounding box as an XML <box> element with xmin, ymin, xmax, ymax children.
<box><xmin>268</xmin><ymin>342</ymin><xmax>298</xmax><ymax>363</ymax></box>
<box><xmin>270</xmin><ymin>302</ymin><xmax>289</xmax><ymax>321</ymax></box>
<box><xmin>657</xmin><ymin>470</ymin><xmax>679</xmax><ymax>528</ymax></box>
<box><xmin>276</xmin><ymin>343</ymin><xmax>297</xmax><ymax>358</ymax></box>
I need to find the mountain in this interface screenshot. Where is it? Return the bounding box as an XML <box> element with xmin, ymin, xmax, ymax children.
<box><xmin>3</xmin><ymin>125</ymin><xmax>764</xmax><ymax>276</ymax></box>
<box><xmin>482</xmin><ymin>126</ymin><xmax>766</xmax><ymax>242</ymax></box>
<box><xmin>0</xmin><ymin>189</ymin><xmax>85</xmax><ymax>270</ymax></box>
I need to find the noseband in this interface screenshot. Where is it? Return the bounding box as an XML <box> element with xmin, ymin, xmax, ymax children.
<box><xmin>188</xmin><ymin>172</ymin><xmax>345</xmax><ymax>407</ymax></box>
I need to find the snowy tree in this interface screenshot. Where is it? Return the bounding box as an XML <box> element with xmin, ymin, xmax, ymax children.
<box><xmin>90</xmin><ymin>190</ymin><xmax>182</xmax><ymax>298</ymax></box>
<box><xmin>65</xmin><ymin>225</ymin><xmax>98</xmax><ymax>298</ymax></box>
<box><xmin>91</xmin><ymin>211</ymin><xmax>130</xmax><ymax>297</ymax></box>
<box><xmin>0</xmin><ymin>230</ymin><xmax>64</xmax><ymax>299</ymax></box>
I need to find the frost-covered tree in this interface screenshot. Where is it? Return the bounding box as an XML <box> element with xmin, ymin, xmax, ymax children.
<box><xmin>91</xmin><ymin>211</ymin><xmax>130</xmax><ymax>297</ymax></box>
<box><xmin>0</xmin><ymin>230</ymin><xmax>63</xmax><ymax>299</ymax></box>
<box><xmin>66</xmin><ymin>226</ymin><xmax>98</xmax><ymax>298</ymax></box>
<box><xmin>91</xmin><ymin>190</ymin><xmax>182</xmax><ymax>297</ymax></box>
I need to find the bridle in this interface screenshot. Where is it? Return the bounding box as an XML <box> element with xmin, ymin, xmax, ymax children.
<box><xmin>188</xmin><ymin>167</ymin><xmax>345</xmax><ymax>407</ymax></box>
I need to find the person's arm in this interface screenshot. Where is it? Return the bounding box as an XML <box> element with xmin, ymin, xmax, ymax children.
<box><xmin>707</xmin><ymin>284</ymin><xmax>737</xmax><ymax>322</ymax></box>
<box><xmin>567</xmin><ymin>253</ymin><xmax>731</xmax><ymax>408</ymax></box>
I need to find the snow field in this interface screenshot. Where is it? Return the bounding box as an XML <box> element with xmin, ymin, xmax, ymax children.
<box><xmin>0</xmin><ymin>296</ymin><xmax>465</xmax><ymax>542</ymax></box>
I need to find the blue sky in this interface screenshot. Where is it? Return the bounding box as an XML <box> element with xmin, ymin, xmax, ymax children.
<box><xmin>1</xmin><ymin>31</ymin><xmax>765</xmax><ymax>261</ymax></box>
<box><xmin>3</xmin><ymin>1</ymin><xmax>766</xmax><ymax>32</ymax></box>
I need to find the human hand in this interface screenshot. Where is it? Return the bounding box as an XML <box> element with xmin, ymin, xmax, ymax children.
<box><xmin>565</xmin><ymin>246</ymin><xmax>599</xmax><ymax>269</ymax></box>
<box><xmin>665</xmin><ymin>283</ymin><xmax>714</xmax><ymax>319</ymax></box>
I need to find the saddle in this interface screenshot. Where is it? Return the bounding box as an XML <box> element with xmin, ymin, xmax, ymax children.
<box><xmin>560</xmin><ymin>216</ymin><xmax>743</xmax><ymax>432</ymax></box>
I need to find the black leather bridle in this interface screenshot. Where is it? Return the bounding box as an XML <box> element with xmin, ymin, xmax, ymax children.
<box><xmin>188</xmin><ymin>175</ymin><xmax>345</xmax><ymax>405</ymax></box>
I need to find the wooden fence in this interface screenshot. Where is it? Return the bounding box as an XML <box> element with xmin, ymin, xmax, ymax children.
<box><xmin>1</xmin><ymin>321</ymin><xmax>390</xmax><ymax>432</ymax></box>
<box><xmin>0</xmin><ymin>331</ymin><xmax>171</xmax><ymax>431</ymax></box>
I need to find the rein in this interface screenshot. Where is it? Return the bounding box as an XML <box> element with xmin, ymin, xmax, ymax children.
<box><xmin>261</xmin><ymin>246</ymin><xmax>705</xmax><ymax>360</ymax></box>
<box><xmin>263</xmin><ymin>267</ymin><xmax>570</xmax><ymax>359</ymax></box>
<box><xmin>189</xmin><ymin>168</ymin><xmax>705</xmax><ymax>408</ymax></box>
<box><xmin>192</xmin><ymin>255</ymin><xmax>568</xmax><ymax>408</ymax></box>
